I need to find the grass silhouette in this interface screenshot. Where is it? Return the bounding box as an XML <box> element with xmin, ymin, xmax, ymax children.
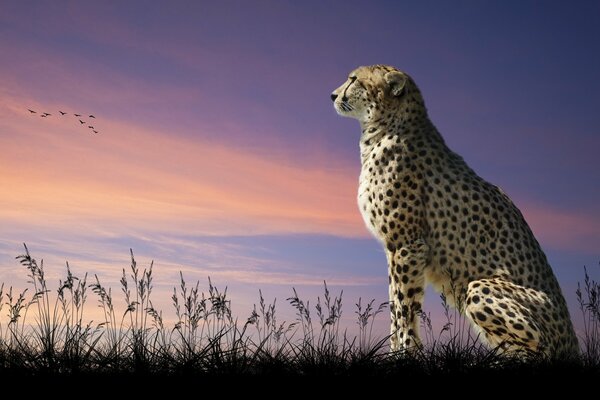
<box><xmin>0</xmin><ymin>244</ymin><xmax>598</xmax><ymax>378</ymax></box>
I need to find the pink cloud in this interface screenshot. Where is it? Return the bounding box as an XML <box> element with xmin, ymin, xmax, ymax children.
<box><xmin>1</xmin><ymin>77</ymin><xmax>596</xmax><ymax>256</ymax></box>
<box><xmin>0</xmin><ymin>91</ymin><xmax>365</xmax><ymax>239</ymax></box>
<box><xmin>519</xmin><ymin>201</ymin><xmax>600</xmax><ymax>253</ymax></box>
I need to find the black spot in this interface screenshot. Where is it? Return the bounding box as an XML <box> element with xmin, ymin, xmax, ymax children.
<box><xmin>526</xmin><ymin>331</ymin><xmax>534</xmax><ymax>339</ymax></box>
<box><xmin>401</xmin><ymin>305</ymin><xmax>409</xmax><ymax>316</ymax></box>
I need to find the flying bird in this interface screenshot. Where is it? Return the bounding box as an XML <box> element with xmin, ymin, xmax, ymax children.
<box><xmin>28</xmin><ymin>109</ymin><xmax>36</xmax><ymax>114</ymax></box>
<box><xmin>42</xmin><ymin>112</ymin><xmax>51</xmax><ymax>116</ymax></box>
<box><xmin>88</xmin><ymin>125</ymin><xmax>94</xmax><ymax>129</ymax></box>
<box><xmin>79</xmin><ymin>119</ymin><xmax>86</xmax><ymax>124</ymax></box>
<box><xmin>74</xmin><ymin>113</ymin><xmax>81</xmax><ymax>117</ymax></box>
<box><xmin>59</xmin><ymin>111</ymin><xmax>67</xmax><ymax>115</ymax></box>
<box><xmin>93</xmin><ymin>130</ymin><xmax>98</xmax><ymax>134</ymax></box>
<box><xmin>89</xmin><ymin>115</ymin><xmax>95</xmax><ymax>118</ymax></box>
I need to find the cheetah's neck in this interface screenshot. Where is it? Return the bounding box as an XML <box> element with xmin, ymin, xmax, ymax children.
<box><xmin>359</xmin><ymin>115</ymin><xmax>443</xmax><ymax>165</ymax></box>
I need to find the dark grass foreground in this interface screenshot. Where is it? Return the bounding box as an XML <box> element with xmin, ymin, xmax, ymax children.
<box><xmin>0</xmin><ymin>245</ymin><xmax>598</xmax><ymax>380</ymax></box>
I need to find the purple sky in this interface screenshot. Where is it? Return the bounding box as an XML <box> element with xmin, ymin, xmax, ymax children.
<box><xmin>0</xmin><ymin>1</ymin><xmax>599</xmax><ymax>337</ymax></box>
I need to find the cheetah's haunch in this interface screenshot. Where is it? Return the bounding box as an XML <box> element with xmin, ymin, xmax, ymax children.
<box><xmin>331</xmin><ymin>65</ymin><xmax>578</xmax><ymax>357</ymax></box>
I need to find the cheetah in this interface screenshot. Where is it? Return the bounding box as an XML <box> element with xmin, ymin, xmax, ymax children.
<box><xmin>331</xmin><ymin>65</ymin><xmax>578</xmax><ymax>358</ymax></box>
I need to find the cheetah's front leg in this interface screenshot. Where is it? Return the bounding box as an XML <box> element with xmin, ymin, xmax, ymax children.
<box><xmin>388</xmin><ymin>239</ymin><xmax>429</xmax><ymax>351</ymax></box>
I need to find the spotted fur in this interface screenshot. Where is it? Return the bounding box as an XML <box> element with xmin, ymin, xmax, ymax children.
<box><xmin>331</xmin><ymin>65</ymin><xmax>578</xmax><ymax>357</ymax></box>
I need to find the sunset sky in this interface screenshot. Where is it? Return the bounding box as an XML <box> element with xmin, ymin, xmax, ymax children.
<box><xmin>1</xmin><ymin>1</ymin><xmax>599</xmax><ymax>335</ymax></box>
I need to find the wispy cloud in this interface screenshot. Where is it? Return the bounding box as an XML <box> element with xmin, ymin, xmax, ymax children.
<box><xmin>2</xmin><ymin>86</ymin><xmax>597</xmax><ymax>259</ymax></box>
<box><xmin>0</xmin><ymin>233</ymin><xmax>386</xmax><ymax>330</ymax></box>
<box><xmin>0</xmin><ymin>91</ymin><xmax>362</xmax><ymax>239</ymax></box>
<box><xmin>519</xmin><ymin>201</ymin><xmax>600</xmax><ymax>254</ymax></box>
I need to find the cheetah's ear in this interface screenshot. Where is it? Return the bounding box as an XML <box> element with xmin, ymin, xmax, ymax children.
<box><xmin>384</xmin><ymin>71</ymin><xmax>407</xmax><ymax>97</ymax></box>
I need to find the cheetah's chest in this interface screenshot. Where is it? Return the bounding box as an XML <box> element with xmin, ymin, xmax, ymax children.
<box><xmin>358</xmin><ymin>168</ymin><xmax>380</xmax><ymax>239</ymax></box>
<box><xmin>357</xmin><ymin>141</ymin><xmax>402</xmax><ymax>242</ymax></box>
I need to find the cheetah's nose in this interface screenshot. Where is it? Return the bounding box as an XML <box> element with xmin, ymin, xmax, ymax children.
<box><xmin>330</xmin><ymin>93</ymin><xmax>338</xmax><ymax>102</ymax></box>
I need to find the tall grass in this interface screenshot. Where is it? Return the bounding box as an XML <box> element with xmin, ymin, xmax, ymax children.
<box><xmin>0</xmin><ymin>244</ymin><xmax>598</xmax><ymax>376</ymax></box>
<box><xmin>576</xmin><ymin>264</ymin><xmax>600</xmax><ymax>365</ymax></box>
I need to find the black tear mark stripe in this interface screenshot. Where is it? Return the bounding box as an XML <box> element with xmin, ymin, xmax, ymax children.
<box><xmin>342</xmin><ymin>76</ymin><xmax>357</xmax><ymax>100</ymax></box>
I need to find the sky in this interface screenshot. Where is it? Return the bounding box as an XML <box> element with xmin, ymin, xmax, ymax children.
<box><xmin>0</xmin><ymin>0</ymin><xmax>599</xmax><ymax>337</ymax></box>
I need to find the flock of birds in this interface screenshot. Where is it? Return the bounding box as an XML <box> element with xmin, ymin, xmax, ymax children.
<box><xmin>27</xmin><ymin>108</ymin><xmax>101</xmax><ymax>134</ymax></box>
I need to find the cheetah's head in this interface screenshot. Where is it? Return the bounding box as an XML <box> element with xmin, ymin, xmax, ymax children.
<box><xmin>331</xmin><ymin>65</ymin><xmax>420</xmax><ymax>124</ymax></box>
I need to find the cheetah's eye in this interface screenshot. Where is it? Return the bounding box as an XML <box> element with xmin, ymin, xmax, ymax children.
<box><xmin>349</xmin><ymin>76</ymin><xmax>357</xmax><ymax>82</ymax></box>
